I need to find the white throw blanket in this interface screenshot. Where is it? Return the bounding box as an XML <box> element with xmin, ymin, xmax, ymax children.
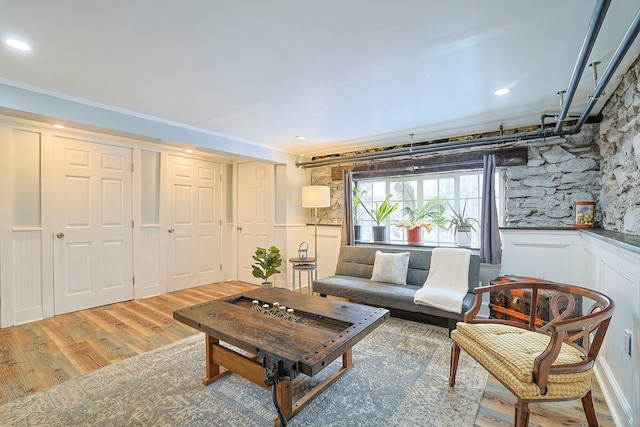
<box><xmin>414</xmin><ymin>248</ymin><xmax>471</xmax><ymax>313</ymax></box>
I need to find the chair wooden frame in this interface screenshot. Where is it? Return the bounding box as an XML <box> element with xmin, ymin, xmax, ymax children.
<box><xmin>449</xmin><ymin>276</ymin><xmax>615</xmax><ymax>427</ymax></box>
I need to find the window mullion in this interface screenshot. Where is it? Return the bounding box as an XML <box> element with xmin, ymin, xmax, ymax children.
<box><xmin>454</xmin><ymin>175</ymin><xmax>460</xmax><ymax>212</ymax></box>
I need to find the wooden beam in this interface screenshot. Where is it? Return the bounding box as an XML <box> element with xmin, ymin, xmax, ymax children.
<box><xmin>330</xmin><ymin>166</ymin><xmax>353</xmax><ymax>182</ymax></box>
<box><xmin>338</xmin><ymin>147</ymin><xmax>527</xmax><ymax>179</ymax></box>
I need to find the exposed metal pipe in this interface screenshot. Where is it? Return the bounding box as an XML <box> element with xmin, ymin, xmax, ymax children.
<box><xmin>554</xmin><ymin>0</ymin><xmax>611</xmax><ymax>133</ymax></box>
<box><xmin>298</xmin><ymin>127</ymin><xmax>574</xmax><ymax>169</ymax></box>
<box><xmin>574</xmin><ymin>6</ymin><xmax>640</xmax><ymax>131</ymax></box>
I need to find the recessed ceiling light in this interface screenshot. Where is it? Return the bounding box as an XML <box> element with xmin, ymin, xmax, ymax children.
<box><xmin>185</xmin><ymin>149</ymin><xmax>193</xmax><ymax>153</ymax></box>
<box><xmin>295</xmin><ymin>136</ymin><xmax>306</xmax><ymax>141</ymax></box>
<box><xmin>494</xmin><ymin>88</ymin><xmax>511</xmax><ymax>96</ymax></box>
<box><xmin>5</xmin><ymin>38</ymin><xmax>32</xmax><ymax>51</ymax></box>
<box><xmin>52</xmin><ymin>124</ymin><xmax>65</xmax><ymax>129</ymax></box>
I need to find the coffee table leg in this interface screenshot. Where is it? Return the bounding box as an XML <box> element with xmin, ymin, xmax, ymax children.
<box><xmin>203</xmin><ymin>334</ymin><xmax>231</xmax><ymax>385</ymax></box>
<box><xmin>279</xmin><ymin>347</ymin><xmax>353</xmax><ymax>425</ymax></box>
<box><xmin>342</xmin><ymin>347</ymin><xmax>353</xmax><ymax>369</ymax></box>
<box><xmin>274</xmin><ymin>379</ymin><xmax>293</xmax><ymax>426</ymax></box>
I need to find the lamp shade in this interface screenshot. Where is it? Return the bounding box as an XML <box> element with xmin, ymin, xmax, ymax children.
<box><xmin>301</xmin><ymin>185</ymin><xmax>330</xmax><ymax>208</ymax></box>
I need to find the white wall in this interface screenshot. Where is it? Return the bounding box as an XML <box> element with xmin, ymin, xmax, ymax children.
<box><xmin>501</xmin><ymin>228</ymin><xmax>639</xmax><ymax>427</ymax></box>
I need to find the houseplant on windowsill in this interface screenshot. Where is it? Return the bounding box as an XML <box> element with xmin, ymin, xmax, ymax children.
<box><xmin>252</xmin><ymin>246</ymin><xmax>282</xmax><ymax>288</ymax></box>
<box><xmin>447</xmin><ymin>200</ymin><xmax>479</xmax><ymax>248</ymax></box>
<box><xmin>359</xmin><ymin>194</ymin><xmax>399</xmax><ymax>242</ymax></box>
<box><xmin>352</xmin><ymin>188</ymin><xmax>367</xmax><ymax>241</ymax></box>
<box><xmin>394</xmin><ymin>197</ymin><xmax>447</xmax><ymax>243</ymax></box>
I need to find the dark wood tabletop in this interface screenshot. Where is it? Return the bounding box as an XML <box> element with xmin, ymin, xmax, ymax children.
<box><xmin>173</xmin><ymin>287</ymin><xmax>389</xmax><ymax>377</ymax></box>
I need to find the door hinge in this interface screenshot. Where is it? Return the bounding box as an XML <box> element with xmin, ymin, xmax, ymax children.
<box><xmin>220</xmin><ymin>219</ymin><xmax>222</xmax><ymax>226</ymax></box>
<box><xmin>132</xmin><ymin>276</ymin><xmax>136</xmax><ymax>285</ymax></box>
<box><xmin>220</xmin><ymin>264</ymin><xmax>223</xmax><ymax>271</ymax></box>
<box><xmin>132</xmin><ymin>220</ymin><xmax>134</xmax><ymax>228</ymax></box>
<box><xmin>131</xmin><ymin>163</ymin><xmax>134</xmax><ymax>172</ymax></box>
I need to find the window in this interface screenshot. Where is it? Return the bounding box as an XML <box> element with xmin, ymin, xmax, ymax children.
<box><xmin>353</xmin><ymin>170</ymin><xmax>503</xmax><ymax>248</ymax></box>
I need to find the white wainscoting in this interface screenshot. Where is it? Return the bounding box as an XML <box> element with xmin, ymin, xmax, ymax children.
<box><xmin>582</xmin><ymin>233</ymin><xmax>640</xmax><ymax>427</ymax></box>
<box><xmin>501</xmin><ymin>228</ymin><xmax>639</xmax><ymax>427</ymax></box>
<box><xmin>135</xmin><ymin>225</ymin><xmax>165</xmax><ymax>299</ymax></box>
<box><xmin>9</xmin><ymin>229</ymin><xmax>53</xmax><ymax>325</ymax></box>
<box><xmin>316</xmin><ymin>225</ymin><xmax>342</xmax><ymax>280</ymax></box>
<box><xmin>500</xmin><ymin>228</ymin><xmax>584</xmax><ymax>283</ymax></box>
<box><xmin>277</xmin><ymin>224</ymin><xmax>342</xmax><ymax>291</ymax></box>
<box><xmin>12</xmin><ymin>230</ymin><xmax>43</xmax><ymax>324</ymax></box>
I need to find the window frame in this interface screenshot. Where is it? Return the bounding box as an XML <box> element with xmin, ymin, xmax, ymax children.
<box><xmin>353</xmin><ymin>169</ymin><xmax>504</xmax><ymax>248</ymax></box>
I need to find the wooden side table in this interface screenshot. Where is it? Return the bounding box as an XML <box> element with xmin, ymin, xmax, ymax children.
<box><xmin>288</xmin><ymin>257</ymin><xmax>317</xmax><ymax>293</ymax></box>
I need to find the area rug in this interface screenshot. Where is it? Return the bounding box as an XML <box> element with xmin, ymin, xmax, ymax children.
<box><xmin>0</xmin><ymin>318</ymin><xmax>487</xmax><ymax>426</ymax></box>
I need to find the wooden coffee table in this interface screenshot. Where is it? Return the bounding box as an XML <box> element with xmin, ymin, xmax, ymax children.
<box><xmin>173</xmin><ymin>287</ymin><xmax>389</xmax><ymax>426</ymax></box>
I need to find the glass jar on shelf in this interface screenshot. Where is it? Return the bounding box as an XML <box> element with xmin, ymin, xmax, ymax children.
<box><xmin>573</xmin><ymin>201</ymin><xmax>595</xmax><ymax>228</ymax></box>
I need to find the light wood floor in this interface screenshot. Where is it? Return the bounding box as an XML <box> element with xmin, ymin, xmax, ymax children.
<box><xmin>0</xmin><ymin>282</ymin><xmax>614</xmax><ymax>426</ymax></box>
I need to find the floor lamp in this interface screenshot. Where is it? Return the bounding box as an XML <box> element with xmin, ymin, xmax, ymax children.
<box><xmin>301</xmin><ymin>185</ymin><xmax>331</xmax><ymax>259</ymax></box>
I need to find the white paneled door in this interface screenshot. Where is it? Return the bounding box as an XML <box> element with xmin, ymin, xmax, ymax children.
<box><xmin>167</xmin><ymin>155</ymin><xmax>221</xmax><ymax>292</ymax></box>
<box><xmin>53</xmin><ymin>137</ymin><xmax>133</xmax><ymax>315</ymax></box>
<box><xmin>237</xmin><ymin>162</ymin><xmax>273</xmax><ymax>284</ymax></box>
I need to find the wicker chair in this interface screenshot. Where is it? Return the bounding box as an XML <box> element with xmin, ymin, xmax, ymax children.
<box><xmin>449</xmin><ymin>276</ymin><xmax>615</xmax><ymax>427</ymax></box>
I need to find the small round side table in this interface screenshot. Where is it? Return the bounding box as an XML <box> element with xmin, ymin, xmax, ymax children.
<box><xmin>288</xmin><ymin>257</ymin><xmax>317</xmax><ymax>293</ymax></box>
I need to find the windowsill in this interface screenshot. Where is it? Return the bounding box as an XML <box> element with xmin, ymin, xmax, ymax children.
<box><xmin>354</xmin><ymin>240</ymin><xmax>480</xmax><ymax>252</ymax></box>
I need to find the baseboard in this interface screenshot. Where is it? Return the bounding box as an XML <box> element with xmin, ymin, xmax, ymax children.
<box><xmin>595</xmin><ymin>359</ymin><xmax>634</xmax><ymax>427</ymax></box>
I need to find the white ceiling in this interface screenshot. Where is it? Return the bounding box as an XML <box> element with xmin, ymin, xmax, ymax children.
<box><xmin>1</xmin><ymin>0</ymin><xmax>640</xmax><ymax>158</ymax></box>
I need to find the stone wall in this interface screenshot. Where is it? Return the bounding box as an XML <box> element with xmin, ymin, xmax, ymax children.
<box><xmin>596</xmin><ymin>57</ymin><xmax>640</xmax><ymax>234</ymax></box>
<box><xmin>505</xmin><ymin>128</ymin><xmax>601</xmax><ymax>227</ymax></box>
<box><xmin>310</xmin><ymin>167</ymin><xmax>344</xmax><ymax>226</ymax></box>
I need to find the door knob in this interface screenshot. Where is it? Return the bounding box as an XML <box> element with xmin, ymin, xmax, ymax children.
<box><xmin>168</xmin><ymin>228</ymin><xmax>175</xmax><ymax>233</ymax></box>
<box><xmin>237</xmin><ymin>226</ymin><xmax>242</xmax><ymax>231</ymax></box>
<box><xmin>56</xmin><ymin>232</ymin><xmax>64</xmax><ymax>238</ymax></box>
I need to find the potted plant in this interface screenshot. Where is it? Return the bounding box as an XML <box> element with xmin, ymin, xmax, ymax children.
<box><xmin>252</xmin><ymin>246</ymin><xmax>282</xmax><ymax>287</ymax></box>
<box><xmin>352</xmin><ymin>187</ymin><xmax>367</xmax><ymax>241</ymax></box>
<box><xmin>447</xmin><ymin>199</ymin><xmax>479</xmax><ymax>247</ymax></box>
<box><xmin>394</xmin><ymin>197</ymin><xmax>447</xmax><ymax>243</ymax></box>
<box><xmin>359</xmin><ymin>194</ymin><xmax>399</xmax><ymax>242</ymax></box>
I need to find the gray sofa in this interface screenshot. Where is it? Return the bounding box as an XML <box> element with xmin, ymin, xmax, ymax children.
<box><xmin>313</xmin><ymin>245</ymin><xmax>481</xmax><ymax>332</ymax></box>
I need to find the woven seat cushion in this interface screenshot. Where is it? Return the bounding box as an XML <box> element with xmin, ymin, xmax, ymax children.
<box><xmin>452</xmin><ymin>323</ymin><xmax>593</xmax><ymax>400</ymax></box>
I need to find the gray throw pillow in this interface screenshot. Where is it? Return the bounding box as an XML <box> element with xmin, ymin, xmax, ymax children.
<box><xmin>370</xmin><ymin>250</ymin><xmax>410</xmax><ymax>285</ymax></box>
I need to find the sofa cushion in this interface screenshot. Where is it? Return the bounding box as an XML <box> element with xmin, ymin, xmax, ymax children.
<box><xmin>370</xmin><ymin>251</ymin><xmax>410</xmax><ymax>285</ymax></box>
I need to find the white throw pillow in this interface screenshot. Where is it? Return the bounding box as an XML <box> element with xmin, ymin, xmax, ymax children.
<box><xmin>370</xmin><ymin>250</ymin><xmax>410</xmax><ymax>285</ymax></box>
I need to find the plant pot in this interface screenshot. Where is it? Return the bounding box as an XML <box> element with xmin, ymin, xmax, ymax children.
<box><xmin>372</xmin><ymin>225</ymin><xmax>387</xmax><ymax>242</ymax></box>
<box><xmin>261</xmin><ymin>281</ymin><xmax>273</xmax><ymax>288</ymax></box>
<box><xmin>456</xmin><ymin>227</ymin><xmax>472</xmax><ymax>247</ymax></box>
<box><xmin>353</xmin><ymin>224</ymin><xmax>361</xmax><ymax>241</ymax></box>
<box><xmin>407</xmin><ymin>227</ymin><xmax>423</xmax><ymax>243</ymax></box>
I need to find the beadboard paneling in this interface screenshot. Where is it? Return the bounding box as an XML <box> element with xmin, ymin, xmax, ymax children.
<box><xmin>12</xmin><ymin>229</ymin><xmax>43</xmax><ymax>324</ymax></box>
